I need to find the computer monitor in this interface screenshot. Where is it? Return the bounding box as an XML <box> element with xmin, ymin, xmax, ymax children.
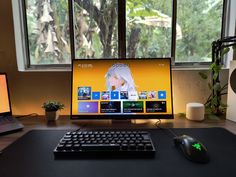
<box><xmin>0</xmin><ymin>73</ymin><xmax>11</xmax><ymax>115</ymax></box>
<box><xmin>0</xmin><ymin>73</ymin><xmax>24</xmax><ymax>135</ymax></box>
<box><xmin>71</xmin><ymin>59</ymin><xmax>173</xmax><ymax>119</ymax></box>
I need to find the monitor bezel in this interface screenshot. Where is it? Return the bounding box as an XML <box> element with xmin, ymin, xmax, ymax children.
<box><xmin>70</xmin><ymin>58</ymin><xmax>174</xmax><ymax>120</ymax></box>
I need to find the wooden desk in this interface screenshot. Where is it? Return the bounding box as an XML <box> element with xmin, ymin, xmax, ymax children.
<box><xmin>1</xmin><ymin>115</ymin><xmax>236</xmax><ymax>151</ymax></box>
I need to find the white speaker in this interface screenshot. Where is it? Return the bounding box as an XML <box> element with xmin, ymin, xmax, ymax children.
<box><xmin>226</xmin><ymin>61</ymin><xmax>236</xmax><ymax>122</ymax></box>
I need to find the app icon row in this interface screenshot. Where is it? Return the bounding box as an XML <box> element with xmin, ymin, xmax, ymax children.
<box><xmin>78</xmin><ymin>87</ymin><xmax>166</xmax><ymax>100</ymax></box>
<box><xmin>78</xmin><ymin>101</ymin><xmax>167</xmax><ymax>113</ymax></box>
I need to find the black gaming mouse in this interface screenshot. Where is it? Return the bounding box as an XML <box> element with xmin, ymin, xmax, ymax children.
<box><xmin>174</xmin><ymin>135</ymin><xmax>210</xmax><ymax>163</ymax></box>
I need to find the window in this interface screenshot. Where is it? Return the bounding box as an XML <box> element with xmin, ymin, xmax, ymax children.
<box><xmin>73</xmin><ymin>0</ymin><xmax>118</xmax><ymax>58</ymax></box>
<box><xmin>12</xmin><ymin>0</ymin><xmax>228</xmax><ymax>70</ymax></box>
<box><xmin>175</xmin><ymin>0</ymin><xmax>224</xmax><ymax>63</ymax></box>
<box><xmin>126</xmin><ymin>0</ymin><xmax>173</xmax><ymax>58</ymax></box>
<box><xmin>25</xmin><ymin>0</ymin><xmax>71</xmax><ymax>65</ymax></box>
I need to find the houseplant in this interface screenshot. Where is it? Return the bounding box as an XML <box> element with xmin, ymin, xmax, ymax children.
<box><xmin>199</xmin><ymin>36</ymin><xmax>236</xmax><ymax>116</ymax></box>
<box><xmin>42</xmin><ymin>101</ymin><xmax>64</xmax><ymax>121</ymax></box>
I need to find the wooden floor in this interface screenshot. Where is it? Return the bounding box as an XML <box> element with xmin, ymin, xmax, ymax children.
<box><xmin>1</xmin><ymin>115</ymin><xmax>236</xmax><ymax>151</ymax></box>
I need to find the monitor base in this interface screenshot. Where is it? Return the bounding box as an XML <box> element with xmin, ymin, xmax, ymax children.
<box><xmin>111</xmin><ymin>119</ymin><xmax>153</xmax><ymax>126</ymax></box>
<box><xmin>112</xmin><ymin>119</ymin><xmax>132</xmax><ymax>124</ymax></box>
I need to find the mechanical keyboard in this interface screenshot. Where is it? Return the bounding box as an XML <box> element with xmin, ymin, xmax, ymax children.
<box><xmin>54</xmin><ymin>130</ymin><xmax>156</xmax><ymax>158</ymax></box>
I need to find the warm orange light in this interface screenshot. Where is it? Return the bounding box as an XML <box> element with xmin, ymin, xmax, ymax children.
<box><xmin>0</xmin><ymin>75</ymin><xmax>10</xmax><ymax>113</ymax></box>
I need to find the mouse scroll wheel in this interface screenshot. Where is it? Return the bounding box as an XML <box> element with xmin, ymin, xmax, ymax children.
<box><xmin>174</xmin><ymin>137</ymin><xmax>182</xmax><ymax>146</ymax></box>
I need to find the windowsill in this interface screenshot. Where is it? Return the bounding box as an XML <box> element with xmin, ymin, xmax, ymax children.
<box><xmin>172</xmin><ymin>66</ymin><xmax>229</xmax><ymax>71</ymax></box>
<box><xmin>172</xmin><ymin>66</ymin><xmax>210</xmax><ymax>71</ymax></box>
<box><xmin>18</xmin><ymin>67</ymin><xmax>72</xmax><ymax>72</ymax></box>
<box><xmin>18</xmin><ymin>65</ymin><xmax>230</xmax><ymax>72</ymax></box>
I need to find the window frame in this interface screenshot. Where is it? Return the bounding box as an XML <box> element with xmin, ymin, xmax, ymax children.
<box><xmin>12</xmin><ymin>0</ymin><xmax>230</xmax><ymax>71</ymax></box>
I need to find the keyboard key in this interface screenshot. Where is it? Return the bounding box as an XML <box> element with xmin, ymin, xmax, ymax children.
<box><xmin>81</xmin><ymin>144</ymin><xmax>120</xmax><ymax>151</ymax></box>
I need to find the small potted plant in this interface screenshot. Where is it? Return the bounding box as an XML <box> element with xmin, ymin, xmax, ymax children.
<box><xmin>42</xmin><ymin>101</ymin><xmax>64</xmax><ymax>121</ymax></box>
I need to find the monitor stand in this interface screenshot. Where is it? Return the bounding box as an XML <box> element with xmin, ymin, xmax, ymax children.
<box><xmin>111</xmin><ymin>119</ymin><xmax>153</xmax><ymax>128</ymax></box>
<box><xmin>111</xmin><ymin>119</ymin><xmax>132</xmax><ymax>125</ymax></box>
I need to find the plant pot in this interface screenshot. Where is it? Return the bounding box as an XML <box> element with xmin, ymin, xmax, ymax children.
<box><xmin>45</xmin><ymin>111</ymin><xmax>59</xmax><ymax>122</ymax></box>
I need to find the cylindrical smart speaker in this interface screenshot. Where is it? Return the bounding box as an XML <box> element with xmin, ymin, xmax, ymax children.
<box><xmin>186</xmin><ymin>103</ymin><xmax>205</xmax><ymax>121</ymax></box>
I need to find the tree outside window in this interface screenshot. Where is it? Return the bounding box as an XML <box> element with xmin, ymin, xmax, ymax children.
<box><xmin>24</xmin><ymin>0</ymin><xmax>224</xmax><ymax>65</ymax></box>
<box><xmin>25</xmin><ymin>0</ymin><xmax>71</xmax><ymax>65</ymax></box>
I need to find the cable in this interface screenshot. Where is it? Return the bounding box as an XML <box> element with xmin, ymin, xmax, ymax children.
<box><xmin>154</xmin><ymin>119</ymin><xmax>178</xmax><ymax>138</ymax></box>
<box><xmin>15</xmin><ymin>113</ymin><xmax>39</xmax><ymax>119</ymax></box>
<box><xmin>76</xmin><ymin>123</ymin><xmax>88</xmax><ymax>131</ymax></box>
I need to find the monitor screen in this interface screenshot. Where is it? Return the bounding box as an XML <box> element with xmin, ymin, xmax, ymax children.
<box><xmin>71</xmin><ymin>59</ymin><xmax>173</xmax><ymax>119</ymax></box>
<box><xmin>0</xmin><ymin>74</ymin><xmax>11</xmax><ymax>114</ymax></box>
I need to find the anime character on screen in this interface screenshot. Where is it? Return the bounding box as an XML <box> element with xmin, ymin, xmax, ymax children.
<box><xmin>105</xmin><ymin>63</ymin><xmax>137</xmax><ymax>92</ymax></box>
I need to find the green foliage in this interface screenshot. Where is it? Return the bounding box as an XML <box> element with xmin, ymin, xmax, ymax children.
<box><xmin>176</xmin><ymin>0</ymin><xmax>223</xmax><ymax>62</ymax></box>
<box><xmin>178</xmin><ymin>113</ymin><xmax>186</xmax><ymax>119</ymax></box>
<box><xmin>199</xmin><ymin>41</ymin><xmax>236</xmax><ymax>115</ymax></box>
<box><xmin>221</xmin><ymin>47</ymin><xmax>230</xmax><ymax>57</ymax></box>
<box><xmin>201</xmin><ymin>72</ymin><xmax>226</xmax><ymax>115</ymax></box>
<box><xmin>92</xmin><ymin>33</ymin><xmax>103</xmax><ymax>58</ymax></box>
<box><xmin>42</xmin><ymin>101</ymin><xmax>64</xmax><ymax>112</ymax></box>
<box><xmin>126</xmin><ymin>0</ymin><xmax>172</xmax><ymax>58</ymax></box>
<box><xmin>199</xmin><ymin>72</ymin><xmax>208</xmax><ymax>80</ymax></box>
<box><xmin>26</xmin><ymin>0</ymin><xmax>224</xmax><ymax>61</ymax></box>
<box><xmin>128</xmin><ymin>7</ymin><xmax>160</xmax><ymax>18</ymax></box>
<box><xmin>208</xmin><ymin>83</ymin><xmax>213</xmax><ymax>90</ymax></box>
<box><xmin>74</xmin><ymin>0</ymin><xmax>118</xmax><ymax>58</ymax></box>
<box><xmin>26</xmin><ymin>0</ymin><xmax>71</xmax><ymax>64</ymax></box>
<box><xmin>213</xmin><ymin>82</ymin><xmax>221</xmax><ymax>93</ymax></box>
<box><xmin>126</xmin><ymin>0</ymin><xmax>223</xmax><ymax>59</ymax></box>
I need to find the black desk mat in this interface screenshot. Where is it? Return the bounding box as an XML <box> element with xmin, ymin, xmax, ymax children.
<box><xmin>0</xmin><ymin>128</ymin><xmax>236</xmax><ymax>177</ymax></box>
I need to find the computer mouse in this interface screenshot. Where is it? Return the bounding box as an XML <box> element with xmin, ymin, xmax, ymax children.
<box><xmin>174</xmin><ymin>135</ymin><xmax>209</xmax><ymax>163</ymax></box>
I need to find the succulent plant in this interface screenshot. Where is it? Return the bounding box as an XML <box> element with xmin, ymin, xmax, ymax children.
<box><xmin>42</xmin><ymin>101</ymin><xmax>64</xmax><ymax>112</ymax></box>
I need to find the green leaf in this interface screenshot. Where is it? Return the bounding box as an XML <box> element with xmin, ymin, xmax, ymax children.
<box><xmin>42</xmin><ymin>101</ymin><xmax>64</xmax><ymax>111</ymax></box>
<box><xmin>213</xmin><ymin>82</ymin><xmax>221</xmax><ymax>92</ymax></box>
<box><xmin>211</xmin><ymin>96</ymin><xmax>218</xmax><ymax>106</ymax></box>
<box><xmin>178</xmin><ymin>113</ymin><xmax>186</xmax><ymax>118</ymax></box>
<box><xmin>204</xmin><ymin>107</ymin><xmax>212</xmax><ymax>114</ymax></box>
<box><xmin>213</xmin><ymin>64</ymin><xmax>222</xmax><ymax>73</ymax></box>
<box><xmin>199</xmin><ymin>72</ymin><xmax>208</xmax><ymax>79</ymax></box>
<box><xmin>213</xmin><ymin>73</ymin><xmax>219</xmax><ymax>81</ymax></box>
<box><xmin>209</xmin><ymin>63</ymin><xmax>216</xmax><ymax>70</ymax></box>
<box><xmin>233</xmin><ymin>44</ymin><xmax>236</xmax><ymax>50</ymax></box>
<box><xmin>220</xmin><ymin>102</ymin><xmax>227</xmax><ymax>108</ymax></box>
<box><xmin>128</xmin><ymin>8</ymin><xmax>160</xmax><ymax>18</ymax></box>
<box><xmin>205</xmin><ymin>101</ymin><xmax>211</xmax><ymax>107</ymax></box>
<box><xmin>207</xmin><ymin>114</ymin><xmax>221</xmax><ymax>120</ymax></box>
<box><xmin>208</xmin><ymin>83</ymin><xmax>213</xmax><ymax>90</ymax></box>
<box><xmin>221</xmin><ymin>47</ymin><xmax>230</xmax><ymax>57</ymax></box>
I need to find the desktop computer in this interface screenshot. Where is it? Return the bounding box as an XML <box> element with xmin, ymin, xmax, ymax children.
<box><xmin>54</xmin><ymin>58</ymin><xmax>173</xmax><ymax>157</ymax></box>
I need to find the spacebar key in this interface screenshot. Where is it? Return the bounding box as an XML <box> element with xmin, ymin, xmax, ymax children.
<box><xmin>81</xmin><ymin>144</ymin><xmax>120</xmax><ymax>151</ymax></box>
